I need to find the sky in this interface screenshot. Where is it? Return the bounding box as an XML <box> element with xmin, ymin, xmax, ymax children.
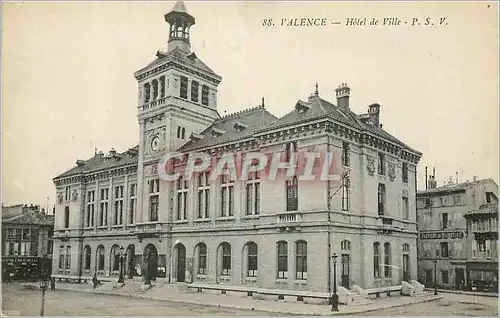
<box><xmin>2</xmin><ymin>1</ymin><xmax>498</xmax><ymax>209</ymax></box>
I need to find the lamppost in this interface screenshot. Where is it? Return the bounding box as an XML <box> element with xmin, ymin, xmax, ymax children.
<box><xmin>39</xmin><ymin>279</ymin><xmax>48</xmax><ymax>317</ymax></box>
<box><xmin>118</xmin><ymin>246</ymin><xmax>125</xmax><ymax>284</ymax></box>
<box><xmin>331</xmin><ymin>253</ymin><xmax>339</xmax><ymax>312</ymax></box>
<box><xmin>433</xmin><ymin>260</ymin><xmax>438</xmax><ymax>295</ymax></box>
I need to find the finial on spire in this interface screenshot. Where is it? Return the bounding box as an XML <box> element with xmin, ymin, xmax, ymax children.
<box><xmin>94</xmin><ymin>147</ymin><xmax>97</xmax><ymax>155</ymax></box>
<box><xmin>314</xmin><ymin>82</ymin><xmax>319</xmax><ymax>96</ymax></box>
<box><xmin>261</xmin><ymin>97</ymin><xmax>265</xmax><ymax>107</ymax></box>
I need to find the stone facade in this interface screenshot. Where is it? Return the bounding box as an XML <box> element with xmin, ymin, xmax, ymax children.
<box><xmin>416</xmin><ymin>176</ymin><xmax>498</xmax><ymax>290</ymax></box>
<box><xmin>51</xmin><ymin>1</ymin><xmax>422</xmax><ymax>293</ymax></box>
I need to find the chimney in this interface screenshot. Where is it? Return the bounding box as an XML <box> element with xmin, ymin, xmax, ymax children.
<box><xmin>367</xmin><ymin>103</ymin><xmax>381</xmax><ymax>127</ymax></box>
<box><xmin>109</xmin><ymin>148</ymin><xmax>117</xmax><ymax>156</ymax></box>
<box><xmin>335</xmin><ymin>82</ymin><xmax>350</xmax><ymax>110</ymax></box>
<box><xmin>425</xmin><ymin>166</ymin><xmax>428</xmax><ymax>190</ymax></box>
<box><xmin>456</xmin><ymin>172</ymin><xmax>459</xmax><ymax>184</ymax></box>
<box><xmin>427</xmin><ymin>175</ymin><xmax>437</xmax><ymax>189</ymax></box>
<box><xmin>473</xmin><ymin>175</ymin><xmax>477</xmax><ymax>182</ymax></box>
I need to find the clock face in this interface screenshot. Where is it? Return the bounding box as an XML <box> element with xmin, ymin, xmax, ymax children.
<box><xmin>151</xmin><ymin>136</ymin><xmax>160</xmax><ymax>152</ymax></box>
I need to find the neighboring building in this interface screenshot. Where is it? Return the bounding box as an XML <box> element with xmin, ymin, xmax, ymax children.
<box><xmin>1</xmin><ymin>204</ymin><xmax>54</xmax><ymax>280</ymax></box>
<box><xmin>416</xmin><ymin>172</ymin><xmax>498</xmax><ymax>291</ymax></box>
<box><xmin>51</xmin><ymin>1</ymin><xmax>422</xmax><ymax>293</ymax></box>
<box><xmin>464</xmin><ymin>195</ymin><xmax>498</xmax><ymax>292</ymax></box>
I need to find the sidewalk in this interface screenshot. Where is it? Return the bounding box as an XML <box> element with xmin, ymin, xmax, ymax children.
<box><xmin>22</xmin><ymin>281</ymin><xmax>443</xmax><ymax>316</ymax></box>
<box><xmin>424</xmin><ymin>288</ymin><xmax>498</xmax><ymax>298</ymax></box>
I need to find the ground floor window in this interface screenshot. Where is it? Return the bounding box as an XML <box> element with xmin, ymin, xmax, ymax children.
<box><xmin>441</xmin><ymin>270</ymin><xmax>449</xmax><ymax>284</ymax></box>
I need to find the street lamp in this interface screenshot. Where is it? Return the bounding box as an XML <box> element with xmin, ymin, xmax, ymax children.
<box><xmin>118</xmin><ymin>246</ymin><xmax>125</xmax><ymax>284</ymax></box>
<box><xmin>331</xmin><ymin>253</ymin><xmax>339</xmax><ymax>312</ymax></box>
<box><xmin>39</xmin><ymin>279</ymin><xmax>48</xmax><ymax>317</ymax></box>
<box><xmin>433</xmin><ymin>260</ymin><xmax>438</xmax><ymax>295</ymax></box>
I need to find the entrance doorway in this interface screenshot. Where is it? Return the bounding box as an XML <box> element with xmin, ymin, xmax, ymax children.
<box><xmin>425</xmin><ymin>269</ymin><xmax>433</xmax><ymax>286</ymax></box>
<box><xmin>143</xmin><ymin>244</ymin><xmax>158</xmax><ymax>284</ymax></box>
<box><xmin>455</xmin><ymin>268</ymin><xmax>465</xmax><ymax>290</ymax></box>
<box><xmin>402</xmin><ymin>254</ymin><xmax>410</xmax><ymax>281</ymax></box>
<box><xmin>175</xmin><ymin>244</ymin><xmax>186</xmax><ymax>283</ymax></box>
<box><xmin>341</xmin><ymin>254</ymin><xmax>350</xmax><ymax>289</ymax></box>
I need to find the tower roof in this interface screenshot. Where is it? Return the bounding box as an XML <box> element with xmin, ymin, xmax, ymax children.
<box><xmin>172</xmin><ymin>1</ymin><xmax>189</xmax><ymax>14</ymax></box>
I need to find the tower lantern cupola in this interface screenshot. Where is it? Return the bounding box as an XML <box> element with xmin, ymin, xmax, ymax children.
<box><xmin>164</xmin><ymin>1</ymin><xmax>195</xmax><ymax>53</ymax></box>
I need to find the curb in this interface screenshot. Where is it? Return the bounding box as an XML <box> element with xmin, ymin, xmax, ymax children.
<box><xmin>22</xmin><ymin>283</ymin><xmax>445</xmax><ymax>316</ymax></box>
<box><xmin>424</xmin><ymin>288</ymin><xmax>498</xmax><ymax>298</ymax></box>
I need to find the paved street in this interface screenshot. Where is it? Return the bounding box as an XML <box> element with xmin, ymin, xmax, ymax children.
<box><xmin>1</xmin><ymin>283</ymin><xmax>281</xmax><ymax>316</ymax></box>
<box><xmin>2</xmin><ymin>283</ymin><xmax>498</xmax><ymax>316</ymax></box>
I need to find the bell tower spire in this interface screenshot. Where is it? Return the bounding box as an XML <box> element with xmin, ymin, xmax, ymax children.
<box><xmin>164</xmin><ymin>1</ymin><xmax>195</xmax><ymax>52</ymax></box>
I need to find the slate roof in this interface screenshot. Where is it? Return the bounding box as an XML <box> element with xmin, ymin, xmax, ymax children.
<box><xmin>135</xmin><ymin>47</ymin><xmax>220</xmax><ymax>80</ymax></box>
<box><xmin>178</xmin><ymin>106</ymin><xmax>278</xmax><ymax>152</ymax></box>
<box><xmin>259</xmin><ymin>95</ymin><xmax>418</xmax><ymax>152</ymax></box>
<box><xmin>54</xmin><ymin>146</ymin><xmax>139</xmax><ymax>180</ymax></box>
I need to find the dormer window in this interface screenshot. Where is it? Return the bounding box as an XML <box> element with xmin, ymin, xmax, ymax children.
<box><xmin>295</xmin><ymin>100</ymin><xmax>310</xmax><ymax>114</ymax></box>
<box><xmin>211</xmin><ymin>127</ymin><xmax>225</xmax><ymax>137</ymax></box>
<box><xmin>233</xmin><ymin>121</ymin><xmax>248</xmax><ymax>132</ymax></box>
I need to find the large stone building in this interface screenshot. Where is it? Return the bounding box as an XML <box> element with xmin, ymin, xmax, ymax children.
<box><xmin>1</xmin><ymin>204</ymin><xmax>54</xmax><ymax>280</ymax></box>
<box><xmin>52</xmin><ymin>2</ymin><xmax>422</xmax><ymax>293</ymax></box>
<box><xmin>416</xmin><ymin>171</ymin><xmax>498</xmax><ymax>291</ymax></box>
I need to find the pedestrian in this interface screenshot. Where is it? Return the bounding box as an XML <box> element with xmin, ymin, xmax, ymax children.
<box><xmin>92</xmin><ymin>272</ymin><xmax>98</xmax><ymax>289</ymax></box>
<box><xmin>135</xmin><ymin>263</ymin><xmax>141</xmax><ymax>276</ymax></box>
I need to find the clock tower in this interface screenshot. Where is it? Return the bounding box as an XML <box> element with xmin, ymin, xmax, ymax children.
<box><xmin>133</xmin><ymin>1</ymin><xmax>222</xmax><ymax>223</ymax></box>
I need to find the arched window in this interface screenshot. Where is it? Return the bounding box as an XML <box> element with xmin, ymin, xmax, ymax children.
<box><xmin>285</xmin><ymin>142</ymin><xmax>299</xmax><ymax>211</ymax></box>
<box><xmin>84</xmin><ymin>245</ymin><xmax>91</xmax><ymax>270</ymax></box>
<box><xmin>295</xmin><ymin>240</ymin><xmax>307</xmax><ymax>280</ymax></box>
<box><xmin>277</xmin><ymin>241</ymin><xmax>288</xmax><ymax>278</ymax></box>
<box><xmin>144</xmin><ymin>83</ymin><xmax>151</xmax><ymax>103</ymax></box>
<box><xmin>341</xmin><ymin>240</ymin><xmax>351</xmax><ymax>251</ymax></box>
<box><xmin>111</xmin><ymin>245</ymin><xmax>120</xmax><ymax>272</ymax></box>
<box><xmin>160</xmin><ymin>76</ymin><xmax>166</xmax><ymax>98</ymax></box>
<box><xmin>65</xmin><ymin>246</ymin><xmax>71</xmax><ymax>269</ymax></box>
<box><xmin>384</xmin><ymin>242</ymin><xmax>391</xmax><ymax>277</ymax></box>
<box><xmin>97</xmin><ymin>245</ymin><xmax>105</xmax><ymax>271</ymax></box>
<box><xmin>152</xmin><ymin>79</ymin><xmax>158</xmax><ymax>100</ymax></box>
<box><xmin>59</xmin><ymin>246</ymin><xmax>65</xmax><ymax>269</ymax></box>
<box><xmin>246</xmin><ymin>242</ymin><xmax>258</xmax><ymax>277</ymax></box>
<box><xmin>218</xmin><ymin>242</ymin><xmax>231</xmax><ymax>276</ymax></box>
<box><xmin>403</xmin><ymin>243</ymin><xmax>410</xmax><ymax>253</ymax></box>
<box><xmin>181</xmin><ymin>127</ymin><xmax>186</xmax><ymax>139</ymax></box>
<box><xmin>196</xmin><ymin>243</ymin><xmax>207</xmax><ymax>274</ymax></box>
<box><xmin>373</xmin><ymin>242</ymin><xmax>381</xmax><ymax>278</ymax></box>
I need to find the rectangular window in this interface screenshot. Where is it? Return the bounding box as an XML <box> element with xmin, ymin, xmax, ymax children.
<box><xmin>402</xmin><ymin>162</ymin><xmax>408</xmax><ymax>183</ymax></box>
<box><xmin>245</xmin><ymin>172</ymin><xmax>260</xmax><ymax>216</ymax></box>
<box><xmin>201</xmin><ymin>85</ymin><xmax>209</xmax><ymax>106</ymax></box>
<box><xmin>197</xmin><ymin>172</ymin><xmax>210</xmax><ymax>219</ymax></box>
<box><xmin>441</xmin><ymin>270</ymin><xmax>449</xmax><ymax>284</ymax></box>
<box><xmin>286</xmin><ymin>177</ymin><xmax>299</xmax><ymax>211</ymax></box>
<box><xmin>21</xmin><ymin>228</ymin><xmax>31</xmax><ymax>241</ymax></box>
<box><xmin>378</xmin><ymin>184</ymin><xmax>386</xmax><ymax>216</ymax></box>
<box><xmin>440</xmin><ymin>242</ymin><xmax>449</xmax><ymax>257</ymax></box>
<box><xmin>6</xmin><ymin>228</ymin><xmax>14</xmax><ymax>240</ymax></box>
<box><xmin>129</xmin><ymin>184</ymin><xmax>137</xmax><ymax>224</ymax></box>
<box><xmin>342</xmin><ymin>176</ymin><xmax>349</xmax><ymax>211</ymax></box>
<box><xmin>99</xmin><ymin>188</ymin><xmax>109</xmax><ymax>226</ymax></box>
<box><xmin>86</xmin><ymin>190</ymin><xmax>95</xmax><ymax>227</ymax></box>
<box><xmin>378</xmin><ymin>153</ymin><xmax>385</xmax><ymax>175</ymax></box>
<box><xmin>65</xmin><ymin>186</ymin><xmax>71</xmax><ymax>201</ymax></box>
<box><xmin>341</xmin><ymin>142</ymin><xmax>350</xmax><ymax>167</ymax></box>
<box><xmin>277</xmin><ymin>242</ymin><xmax>288</xmax><ymax>278</ymax></box>
<box><xmin>180</xmin><ymin>76</ymin><xmax>188</xmax><ymax>99</ymax></box>
<box><xmin>114</xmin><ymin>185</ymin><xmax>124</xmax><ymax>225</ymax></box>
<box><xmin>160</xmin><ymin>76</ymin><xmax>166</xmax><ymax>98</ymax></box>
<box><xmin>384</xmin><ymin>243</ymin><xmax>391</xmax><ymax>277</ymax></box>
<box><xmin>149</xmin><ymin>179</ymin><xmax>160</xmax><ymax>222</ymax></box>
<box><xmin>64</xmin><ymin>206</ymin><xmax>70</xmax><ymax>228</ymax></box>
<box><xmin>402</xmin><ymin>196</ymin><xmax>409</xmax><ymax>220</ymax></box>
<box><xmin>296</xmin><ymin>241</ymin><xmax>307</xmax><ymax>280</ymax></box>
<box><xmin>191</xmin><ymin>80</ymin><xmax>199</xmax><ymax>102</ymax></box>
<box><xmin>176</xmin><ymin>176</ymin><xmax>188</xmax><ymax>220</ymax></box>
<box><xmin>453</xmin><ymin>194</ymin><xmax>461</xmax><ymax>205</ymax></box>
<box><xmin>220</xmin><ymin>174</ymin><xmax>234</xmax><ymax>217</ymax></box>
<box><xmin>441</xmin><ymin>213</ymin><xmax>448</xmax><ymax>229</ymax></box>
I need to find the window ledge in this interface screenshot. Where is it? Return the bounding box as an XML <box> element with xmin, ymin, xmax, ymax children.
<box><xmin>196</xmin><ymin>274</ymin><xmax>208</xmax><ymax>280</ymax></box>
<box><xmin>194</xmin><ymin>218</ymin><xmax>211</xmax><ymax>223</ymax></box>
<box><xmin>244</xmin><ymin>276</ymin><xmax>257</xmax><ymax>282</ymax></box>
<box><xmin>276</xmin><ymin>278</ymin><xmax>288</xmax><ymax>285</ymax></box>
<box><xmin>111</xmin><ymin>225</ymin><xmax>123</xmax><ymax>228</ymax></box>
<box><xmin>218</xmin><ymin>275</ymin><xmax>231</xmax><ymax>282</ymax></box>
<box><xmin>173</xmin><ymin>220</ymin><xmax>189</xmax><ymax>224</ymax></box>
<box><xmin>242</xmin><ymin>215</ymin><xmax>260</xmax><ymax>220</ymax></box>
<box><xmin>216</xmin><ymin>217</ymin><xmax>236</xmax><ymax>221</ymax></box>
<box><xmin>294</xmin><ymin>280</ymin><xmax>307</xmax><ymax>285</ymax></box>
